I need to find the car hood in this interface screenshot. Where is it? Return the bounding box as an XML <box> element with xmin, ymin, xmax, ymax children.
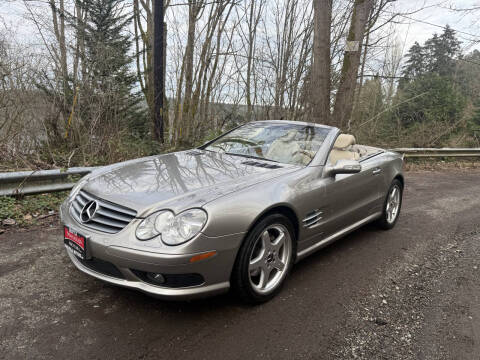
<box><xmin>82</xmin><ymin>150</ymin><xmax>299</xmax><ymax>215</ymax></box>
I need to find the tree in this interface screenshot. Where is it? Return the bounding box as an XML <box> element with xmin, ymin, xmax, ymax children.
<box><xmin>425</xmin><ymin>26</ymin><xmax>461</xmax><ymax>76</ymax></box>
<box><xmin>396</xmin><ymin>74</ymin><xmax>465</xmax><ymax>128</ymax></box>
<box><xmin>238</xmin><ymin>0</ymin><xmax>266</xmax><ymax>121</ymax></box>
<box><xmin>401</xmin><ymin>42</ymin><xmax>426</xmax><ymax>82</ymax></box>
<box><xmin>457</xmin><ymin>50</ymin><xmax>480</xmax><ymax>97</ymax></box>
<box><xmin>312</xmin><ymin>0</ymin><xmax>393</xmax><ymax>129</ymax></box>
<box><xmin>312</xmin><ymin>0</ymin><xmax>332</xmax><ymax>124</ymax></box>
<box><xmin>76</xmin><ymin>0</ymin><xmax>144</xmax><ymax>136</ymax></box>
<box><xmin>470</xmin><ymin>99</ymin><xmax>480</xmax><ymax>127</ymax></box>
<box><xmin>48</xmin><ymin>0</ymin><xmax>69</xmax><ymax>108</ymax></box>
<box><xmin>332</xmin><ymin>0</ymin><xmax>375</xmax><ymax>129</ymax></box>
<box><xmin>402</xmin><ymin>26</ymin><xmax>461</xmax><ymax>83</ymax></box>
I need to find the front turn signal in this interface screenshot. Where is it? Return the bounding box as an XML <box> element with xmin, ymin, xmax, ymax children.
<box><xmin>189</xmin><ymin>251</ymin><xmax>217</xmax><ymax>263</ymax></box>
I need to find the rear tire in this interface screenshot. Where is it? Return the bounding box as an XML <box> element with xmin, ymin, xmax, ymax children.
<box><xmin>231</xmin><ymin>214</ymin><xmax>296</xmax><ymax>304</ymax></box>
<box><xmin>376</xmin><ymin>179</ymin><xmax>403</xmax><ymax>230</ymax></box>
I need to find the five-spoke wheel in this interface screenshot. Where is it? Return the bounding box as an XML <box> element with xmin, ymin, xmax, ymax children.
<box><xmin>248</xmin><ymin>225</ymin><xmax>291</xmax><ymax>294</ymax></box>
<box><xmin>377</xmin><ymin>179</ymin><xmax>403</xmax><ymax>230</ymax></box>
<box><xmin>386</xmin><ymin>185</ymin><xmax>401</xmax><ymax>224</ymax></box>
<box><xmin>232</xmin><ymin>214</ymin><xmax>295</xmax><ymax>304</ymax></box>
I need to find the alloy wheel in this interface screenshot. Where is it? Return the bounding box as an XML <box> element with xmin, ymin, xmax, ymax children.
<box><xmin>386</xmin><ymin>185</ymin><xmax>401</xmax><ymax>224</ymax></box>
<box><xmin>248</xmin><ymin>224</ymin><xmax>292</xmax><ymax>294</ymax></box>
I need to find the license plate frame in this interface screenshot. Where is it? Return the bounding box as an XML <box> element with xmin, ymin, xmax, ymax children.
<box><xmin>64</xmin><ymin>226</ymin><xmax>88</xmax><ymax>260</ymax></box>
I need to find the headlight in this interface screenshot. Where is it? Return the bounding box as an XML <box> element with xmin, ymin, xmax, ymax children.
<box><xmin>135</xmin><ymin>209</ymin><xmax>208</xmax><ymax>246</ymax></box>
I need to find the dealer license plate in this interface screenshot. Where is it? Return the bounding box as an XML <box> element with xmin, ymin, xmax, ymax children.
<box><xmin>64</xmin><ymin>226</ymin><xmax>87</xmax><ymax>260</ymax></box>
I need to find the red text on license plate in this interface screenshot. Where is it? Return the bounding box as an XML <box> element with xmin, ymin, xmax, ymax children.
<box><xmin>64</xmin><ymin>227</ymin><xmax>85</xmax><ymax>250</ymax></box>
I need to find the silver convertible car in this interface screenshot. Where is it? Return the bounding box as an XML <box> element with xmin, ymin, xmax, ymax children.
<box><xmin>60</xmin><ymin>121</ymin><xmax>404</xmax><ymax>303</ymax></box>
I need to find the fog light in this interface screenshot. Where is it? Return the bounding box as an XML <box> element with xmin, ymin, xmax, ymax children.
<box><xmin>146</xmin><ymin>273</ymin><xmax>165</xmax><ymax>284</ymax></box>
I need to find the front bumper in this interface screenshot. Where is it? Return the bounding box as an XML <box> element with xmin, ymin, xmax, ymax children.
<box><xmin>60</xmin><ymin>201</ymin><xmax>244</xmax><ymax>300</ymax></box>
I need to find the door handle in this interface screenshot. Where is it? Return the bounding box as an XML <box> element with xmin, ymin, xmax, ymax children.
<box><xmin>372</xmin><ymin>168</ymin><xmax>382</xmax><ymax>175</ymax></box>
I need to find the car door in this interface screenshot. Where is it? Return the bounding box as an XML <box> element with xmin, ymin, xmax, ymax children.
<box><xmin>320</xmin><ymin>155</ymin><xmax>384</xmax><ymax>237</ymax></box>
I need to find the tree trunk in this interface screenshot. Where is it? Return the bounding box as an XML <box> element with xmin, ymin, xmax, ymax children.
<box><xmin>49</xmin><ymin>1</ymin><xmax>68</xmax><ymax>104</ymax></box>
<box><xmin>181</xmin><ymin>1</ymin><xmax>198</xmax><ymax>145</ymax></box>
<box><xmin>153</xmin><ymin>0</ymin><xmax>164</xmax><ymax>143</ymax></box>
<box><xmin>332</xmin><ymin>0</ymin><xmax>374</xmax><ymax>129</ymax></box>
<box><xmin>245</xmin><ymin>0</ymin><xmax>264</xmax><ymax>121</ymax></box>
<box><xmin>351</xmin><ymin>26</ymin><xmax>371</xmax><ymax>130</ymax></box>
<box><xmin>312</xmin><ymin>0</ymin><xmax>332</xmax><ymax>125</ymax></box>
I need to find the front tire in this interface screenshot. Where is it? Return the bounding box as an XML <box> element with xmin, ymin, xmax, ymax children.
<box><xmin>231</xmin><ymin>214</ymin><xmax>296</xmax><ymax>304</ymax></box>
<box><xmin>377</xmin><ymin>179</ymin><xmax>403</xmax><ymax>230</ymax></box>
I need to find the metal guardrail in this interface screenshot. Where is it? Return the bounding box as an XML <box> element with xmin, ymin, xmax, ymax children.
<box><xmin>0</xmin><ymin>167</ymin><xmax>97</xmax><ymax>196</ymax></box>
<box><xmin>1</xmin><ymin>148</ymin><xmax>480</xmax><ymax>196</ymax></box>
<box><xmin>393</xmin><ymin>148</ymin><xmax>480</xmax><ymax>158</ymax></box>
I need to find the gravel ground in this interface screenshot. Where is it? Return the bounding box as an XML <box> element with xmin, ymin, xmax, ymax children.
<box><xmin>0</xmin><ymin>169</ymin><xmax>479</xmax><ymax>360</ymax></box>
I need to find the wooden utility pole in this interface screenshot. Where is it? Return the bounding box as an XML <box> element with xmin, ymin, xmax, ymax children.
<box><xmin>153</xmin><ymin>0</ymin><xmax>165</xmax><ymax>143</ymax></box>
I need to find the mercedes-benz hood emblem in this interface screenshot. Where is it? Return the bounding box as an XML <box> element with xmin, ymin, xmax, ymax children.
<box><xmin>80</xmin><ymin>200</ymin><xmax>98</xmax><ymax>223</ymax></box>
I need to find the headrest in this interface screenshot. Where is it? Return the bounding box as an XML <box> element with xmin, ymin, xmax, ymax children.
<box><xmin>334</xmin><ymin>134</ymin><xmax>356</xmax><ymax>149</ymax></box>
<box><xmin>280</xmin><ymin>129</ymin><xmax>298</xmax><ymax>142</ymax></box>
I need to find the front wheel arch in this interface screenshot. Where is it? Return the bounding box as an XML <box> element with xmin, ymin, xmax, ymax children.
<box><xmin>244</xmin><ymin>205</ymin><xmax>299</xmax><ymax>249</ymax></box>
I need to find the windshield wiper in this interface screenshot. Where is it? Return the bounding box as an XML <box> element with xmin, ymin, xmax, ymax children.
<box><xmin>225</xmin><ymin>152</ymin><xmax>279</xmax><ymax>163</ymax></box>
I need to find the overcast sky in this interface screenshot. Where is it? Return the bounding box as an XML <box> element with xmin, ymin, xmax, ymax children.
<box><xmin>393</xmin><ymin>0</ymin><xmax>480</xmax><ymax>53</ymax></box>
<box><xmin>1</xmin><ymin>0</ymin><xmax>479</xmax><ymax>56</ymax></box>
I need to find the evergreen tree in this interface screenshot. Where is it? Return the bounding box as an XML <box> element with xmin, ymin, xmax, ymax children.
<box><xmin>76</xmin><ymin>0</ymin><xmax>144</xmax><ymax>135</ymax></box>
<box><xmin>425</xmin><ymin>26</ymin><xmax>461</xmax><ymax>76</ymax></box>
<box><xmin>401</xmin><ymin>42</ymin><xmax>426</xmax><ymax>81</ymax></box>
<box><xmin>397</xmin><ymin>73</ymin><xmax>466</xmax><ymax>127</ymax></box>
<box><xmin>401</xmin><ymin>26</ymin><xmax>461</xmax><ymax>83</ymax></box>
<box><xmin>457</xmin><ymin>50</ymin><xmax>480</xmax><ymax>97</ymax></box>
<box><xmin>470</xmin><ymin>99</ymin><xmax>480</xmax><ymax>127</ymax></box>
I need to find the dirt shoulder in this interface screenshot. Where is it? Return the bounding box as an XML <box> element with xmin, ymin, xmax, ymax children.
<box><xmin>330</xmin><ymin>227</ymin><xmax>480</xmax><ymax>359</ymax></box>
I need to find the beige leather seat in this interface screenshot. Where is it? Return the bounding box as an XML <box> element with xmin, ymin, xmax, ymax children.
<box><xmin>328</xmin><ymin>134</ymin><xmax>360</xmax><ymax>165</ymax></box>
<box><xmin>266</xmin><ymin>130</ymin><xmax>311</xmax><ymax>165</ymax></box>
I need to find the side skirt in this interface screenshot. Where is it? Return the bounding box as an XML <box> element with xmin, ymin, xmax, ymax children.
<box><xmin>295</xmin><ymin>212</ymin><xmax>382</xmax><ymax>262</ymax></box>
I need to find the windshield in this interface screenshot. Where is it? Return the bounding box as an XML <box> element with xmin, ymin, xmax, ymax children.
<box><xmin>204</xmin><ymin>122</ymin><xmax>330</xmax><ymax>166</ymax></box>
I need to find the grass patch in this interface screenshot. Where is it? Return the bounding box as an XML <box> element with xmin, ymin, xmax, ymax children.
<box><xmin>0</xmin><ymin>192</ymin><xmax>68</xmax><ymax>226</ymax></box>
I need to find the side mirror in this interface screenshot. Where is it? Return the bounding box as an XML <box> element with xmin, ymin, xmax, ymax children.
<box><xmin>325</xmin><ymin>159</ymin><xmax>362</xmax><ymax>176</ymax></box>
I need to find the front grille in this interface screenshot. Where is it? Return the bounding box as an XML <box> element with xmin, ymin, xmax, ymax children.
<box><xmin>70</xmin><ymin>190</ymin><xmax>137</xmax><ymax>234</ymax></box>
<box><xmin>78</xmin><ymin>257</ymin><xmax>125</xmax><ymax>279</ymax></box>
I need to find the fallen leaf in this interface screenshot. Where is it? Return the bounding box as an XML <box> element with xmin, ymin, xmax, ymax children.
<box><xmin>2</xmin><ymin>218</ymin><xmax>16</xmax><ymax>226</ymax></box>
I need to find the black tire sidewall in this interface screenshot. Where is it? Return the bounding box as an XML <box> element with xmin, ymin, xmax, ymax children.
<box><xmin>378</xmin><ymin>179</ymin><xmax>403</xmax><ymax>230</ymax></box>
<box><xmin>232</xmin><ymin>213</ymin><xmax>296</xmax><ymax>304</ymax></box>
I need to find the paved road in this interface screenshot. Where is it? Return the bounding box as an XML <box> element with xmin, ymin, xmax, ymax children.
<box><xmin>1</xmin><ymin>170</ymin><xmax>479</xmax><ymax>360</ymax></box>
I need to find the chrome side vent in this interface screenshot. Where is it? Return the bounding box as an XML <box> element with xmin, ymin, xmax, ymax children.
<box><xmin>303</xmin><ymin>209</ymin><xmax>323</xmax><ymax>228</ymax></box>
<box><xmin>241</xmin><ymin>161</ymin><xmax>282</xmax><ymax>169</ymax></box>
<box><xmin>70</xmin><ymin>190</ymin><xmax>137</xmax><ymax>234</ymax></box>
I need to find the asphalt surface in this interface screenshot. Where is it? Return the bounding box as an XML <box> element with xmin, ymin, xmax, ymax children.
<box><xmin>1</xmin><ymin>170</ymin><xmax>479</xmax><ymax>360</ymax></box>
